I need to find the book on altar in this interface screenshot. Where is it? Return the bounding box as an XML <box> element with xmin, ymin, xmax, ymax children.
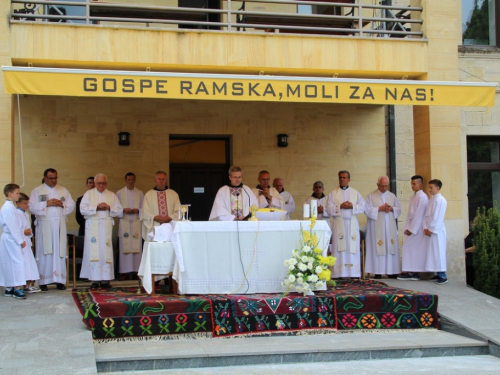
<box><xmin>255</xmin><ymin>209</ymin><xmax>287</xmax><ymax>221</ymax></box>
<box><xmin>149</xmin><ymin>223</ymin><xmax>173</xmax><ymax>242</ymax></box>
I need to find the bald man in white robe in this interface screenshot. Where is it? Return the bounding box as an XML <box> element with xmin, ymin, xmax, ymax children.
<box><xmin>252</xmin><ymin>170</ymin><xmax>285</xmax><ymax>211</ymax></box>
<box><xmin>364</xmin><ymin>176</ymin><xmax>401</xmax><ymax>278</ymax></box>
<box><xmin>80</xmin><ymin>173</ymin><xmax>123</xmax><ymax>288</ymax></box>
<box><xmin>141</xmin><ymin>171</ymin><xmax>181</xmax><ymax>239</ymax></box>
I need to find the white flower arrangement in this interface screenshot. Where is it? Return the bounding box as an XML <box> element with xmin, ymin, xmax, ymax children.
<box><xmin>282</xmin><ymin>216</ymin><xmax>336</xmax><ymax>296</ymax></box>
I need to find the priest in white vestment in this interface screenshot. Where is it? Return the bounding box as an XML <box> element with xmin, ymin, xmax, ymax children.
<box><xmin>116</xmin><ymin>172</ymin><xmax>144</xmax><ymax>277</ymax></box>
<box><xmin>364</xmin><ymin>176</ymin><xmax>402</xmax><ymax>278</ymax></box>
<box><xmin>210</xmin><ymin>166</ymin><xmax>259</xmax><ymax>221</ymax></box>
<box><xmin>398</xmin><ymin>175</ymin><xmax>429</xmax><ymax>281</ymax></box>
<box><xmin>80</xmin><ymin>173</ymin><xmax>123</xmax><ymax>288</ymax></box>
<box><xmin>251</xmin><ymin>170</ymin><xmax>286</xmax><ymax>210</ymax></box>
<box><xmin>273</xmin><ymin>178</ymin><xmax>295</xmax><ymax>220</ymax></box>
<box><xmin>305</xmin><ymin>181</ymin><xmax>331</xmax><ymax>225</ymax></box>
<box><xmin>141</xmin><ymin>171</ymin><xmax>181</xmax><ymax>240</ymax></box>
<box><xmin>325</xmin><ymin>171</ymin><xmax>365</xmax><ymax>278</ymax></box>
<box><xmin>29</xmin><ymin>168</ymin><xmax>75</xmax><ymax>291</ymax></box>
<box><xmin>423</xmin><ymin>179</ymin><xmax>448</xmax><ymax>284</ymax></box>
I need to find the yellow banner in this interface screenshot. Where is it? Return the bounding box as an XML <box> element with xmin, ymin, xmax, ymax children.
<box><xmin>3</xmin><ymin>67</ymin><xmax>497</xmax><ymax>107</ymax></box>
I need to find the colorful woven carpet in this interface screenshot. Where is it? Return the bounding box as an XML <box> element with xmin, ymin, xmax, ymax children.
<box><xmin>72</xmin><ymin>280</ymin><xmax>438</xmax><ymax>340</ymax></box>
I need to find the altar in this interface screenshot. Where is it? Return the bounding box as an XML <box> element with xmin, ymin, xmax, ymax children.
<box><xmin>139</xmin><ymin>220</ymin><xmax>331</xmax><ymax>295</ymax></box>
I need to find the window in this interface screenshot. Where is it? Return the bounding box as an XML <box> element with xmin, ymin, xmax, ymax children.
<box><xmin>47</xmin><ymin>0</ymin><xmax>87</xmax><ymax>24</ymax></box>
<box><xmin>462</xmin><ymin>0</ymin><xmax>500</xmax><ymax>46</ymax></box>
<box><xmin>467</xmin><ymin>137</ymin><xmax>500</xmax><ymax>223</ymax></box>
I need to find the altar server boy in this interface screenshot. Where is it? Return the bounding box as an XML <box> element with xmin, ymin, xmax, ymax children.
<box><xmin>17</xmin><ymin>193</ymin><xmax>41</xmax><ymax>293</ymax></box>
<box><xmin>423</xmin><ymin>179</ymin><xmax>448</xmax><ymax>285</ymax></box>
<box><xmin>0</xmin><ymin>184</ymin><xmax>27</xmax><ymax>299</ymax></box>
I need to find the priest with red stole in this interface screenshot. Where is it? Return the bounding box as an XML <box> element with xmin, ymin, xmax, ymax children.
<box><xmin>141</xmin><ymin>171</ymin><xmax>181</xmax><ymax>239</ymax></box>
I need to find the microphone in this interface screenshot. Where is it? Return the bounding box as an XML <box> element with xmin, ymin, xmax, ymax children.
<box><xmin>242</xmin><ymin>187</ymin><xmax>253</xmax><ymax>221</ymax></box>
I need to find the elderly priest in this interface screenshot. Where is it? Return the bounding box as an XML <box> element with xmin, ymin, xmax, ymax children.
<box><xmin>80</xmin><ymin>173</ymin><xmax>123</xmax><ymax>289</ymax></box>
<box><xmin>364</xmin><ymin>176</ymin><xmax>402</xmax><ymax>279</ymax></box>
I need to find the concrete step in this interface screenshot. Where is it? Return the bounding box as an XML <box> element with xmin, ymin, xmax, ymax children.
<box><xmin>95</xmin><ymin>330</ymin><xmax>491</xmax><ymax>373</ymax></box>
<box><xmin>104</xmin><ymin>355</ymin><xmax>500</xmax><ymax>375</ymax></box>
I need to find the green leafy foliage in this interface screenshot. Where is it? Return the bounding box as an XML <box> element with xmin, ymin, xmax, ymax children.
<box><xmin>472</xmin><ymin>204</ymin><xmax>500</xmax><ymax>298</ymax></box>
<box><xmin>463</xmin><ymin>0</ymin><xmax>490</xmax><ymax>44</ymax></box>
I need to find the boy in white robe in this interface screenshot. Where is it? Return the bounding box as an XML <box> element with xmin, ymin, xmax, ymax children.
<box><xmin>16</xmin><ymin>193</ymin><xmax>41</xmax><ymax>293</ymax></box>
<box><xmin>423</xmin><ymin>179</ymin><xmax>448</xmax><ymax>285</ymax></box>
<box><xmin>210</xmin><ymin>166</ymin><xmax>258</xmax><ymax>221</ymax></box>
<box><xmin>80</xmin><ymin>173</ymin><xmax>123</xmax><ymax>288</ymax></box>
<box><xmin>0</xmin><ymin>184</ymin><xmax>27</xmax><ymax>299</ymax></box>
<box><xmin>364</xmin><ymin>176</ymin><xmax>402</xmax><ymax>278</ymax></box>
<box><xmin>398</xmin><ymin>175</ymin><xmax>429</xmax><ymax>281</ymax></box>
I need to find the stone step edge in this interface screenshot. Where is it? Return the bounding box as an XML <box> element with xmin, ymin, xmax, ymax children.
<box><xmin>95</xmin><ymin>329</ymin><xmax>488</xmax><ymax>362</ymax></box>
<box><xmin>96</xmin><ymin>344</ymin><xmax>491</xmax><ymax>373</ymax></box>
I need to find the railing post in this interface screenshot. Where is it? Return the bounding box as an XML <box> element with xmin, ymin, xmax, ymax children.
<box><xmin>43</xmin><ymin>0</ymin><xmax>48</xmax><ymax>22</ymax></box>
<box><xmin>227</xmin><ymin>0</ymin><xmax>232</xmax><ymax>31</ymax></box>
<box><xmin>86</xmin><ymin>0</ymin><xmax>90</xmax><ymax>24</ymax></box>
<box><xmin>359</xmin><ymin>1</ymin><xmax>363</xmax><ymax>37</ymax></box>
<box><xmin>383</xmin><ymin>0</ymin><xmax>392</xmax><ymax>33</ymax></box>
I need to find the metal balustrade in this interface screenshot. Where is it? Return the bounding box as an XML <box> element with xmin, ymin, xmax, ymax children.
<box><xmin>10</xmin><ymin>0</ymin><xmax>424</xmax><ymax>38</ymax></box>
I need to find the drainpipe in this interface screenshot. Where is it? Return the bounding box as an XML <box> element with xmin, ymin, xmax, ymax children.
<box><xmin>388</xmin><ymin>105</ymin><xmax>397</xmax><ymax>194</ymax></box>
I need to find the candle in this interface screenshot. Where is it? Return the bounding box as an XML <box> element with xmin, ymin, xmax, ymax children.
<box><xmin>310</xmin><ymin>200</ymin><xmax>318</xmax><ymax>218</ymax></box>
<box><xmin>303</xmin><ymin>204</ymin><xmax>310</xmax><ymax>218</ymax></box>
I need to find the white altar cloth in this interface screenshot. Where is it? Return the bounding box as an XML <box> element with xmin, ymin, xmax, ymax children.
<box><xmin>138</xmin><ymin>241</ymin><xmax>176</xmax><ymax>294</ymax></box>
<box><xmin>171</xmin><ymin>220</ymin><xmax>331</xmax><ymax>295</ymax></box>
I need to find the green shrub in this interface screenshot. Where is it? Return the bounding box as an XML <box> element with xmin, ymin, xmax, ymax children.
<box><xmin>472</xmin><ymin>205</ymin><xmax>500</xmax><ymax>298</ymax></box>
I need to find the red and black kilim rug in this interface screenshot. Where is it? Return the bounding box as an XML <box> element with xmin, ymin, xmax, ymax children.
<box><xmin>72</xmin><ymin>280</ymin><xmax>438</xmax><ymax>340</ymax></box>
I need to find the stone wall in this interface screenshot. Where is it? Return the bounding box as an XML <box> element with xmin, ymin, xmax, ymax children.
<box><xmin>13</xmin><ymin>95</ymin><xmax>388</xmax><ymax>231</ymax></box>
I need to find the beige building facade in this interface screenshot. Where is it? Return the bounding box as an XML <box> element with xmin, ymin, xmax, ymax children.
<box><xmin>1</xmin><ymin>1</ymin><xmax>498</xmax><ymax>282</ymax></box>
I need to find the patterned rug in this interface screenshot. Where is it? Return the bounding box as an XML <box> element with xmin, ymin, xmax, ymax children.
<box><xmin>72</xmin><ymin>280</ymin><xmax>438</xmax><ymax>340</ymax></box>
<box><xmin>330</xmin><ymin>280</ymin><xmax>438</xmax><ymax>330</ymax></box>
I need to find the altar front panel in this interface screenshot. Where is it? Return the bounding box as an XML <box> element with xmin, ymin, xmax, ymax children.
<box><xmin>171</xmin><ymin>221</ymin><xmax>331</xmax><ymax>294</ymax></box>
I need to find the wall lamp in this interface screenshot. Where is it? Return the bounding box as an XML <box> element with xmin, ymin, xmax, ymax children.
<box><xmin>118</xmin><ymin>132</ymin><xmax>130</xmax><ymax>146</ymax></box>
<box><xmin>277</xmin><ymin>134</ymin><xmax>288</xmax><ymax>148</ymax></box>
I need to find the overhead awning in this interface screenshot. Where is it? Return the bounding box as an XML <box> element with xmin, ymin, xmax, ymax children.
<box><xmin>2</xmin><ymin>67</ymin><xmax>497</xmax><ymax>107</ymax></box>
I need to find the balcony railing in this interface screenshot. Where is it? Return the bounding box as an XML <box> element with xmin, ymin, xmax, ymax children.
<box><xmin>11</xmin><ymin>0</ymin><xmax>424</xmax><ymax>39</ymax></box>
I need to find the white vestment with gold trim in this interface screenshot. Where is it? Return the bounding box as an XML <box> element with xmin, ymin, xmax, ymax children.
<box><xmin>325</xmin><ymin>187</ymin><xmax>365</xmax><ymax>278</ymax></box>
<box><xmin>364</xmin><ymin>190</ymin><xmax>401</xmax><ymax>275</ymax></box>
<box><xmin>80</xmin><ymin>189</ymin><xmax>123</xmax><ymax>281</ymax></box>
<box><xmin>116</xmin><ymin>187</ymin><xmax>144</xmax><ymax>273</ymax></box>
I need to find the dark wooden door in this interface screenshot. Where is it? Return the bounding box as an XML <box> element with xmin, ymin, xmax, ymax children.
<box><xmin>170</xmin><ymin>164</ymin><xmax>228</xmax><ymax>221</ymax></box>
